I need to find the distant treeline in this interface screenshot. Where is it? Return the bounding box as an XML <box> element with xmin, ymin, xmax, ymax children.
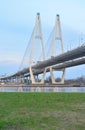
<box><xmin>65</xmin><ymin>76</ymin><xmax>85</xmax><ymax>85</ymax></box>
<box><xmin>45</xmin><ymin>76</ymin><xmax>85</xmax><ymax>85</ymax></box>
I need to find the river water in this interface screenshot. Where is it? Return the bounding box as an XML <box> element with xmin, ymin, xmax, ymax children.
<box><xmin>0</xmin><ymin>86</ymin><xmax>85</xmax><ymax>92</ymax></box>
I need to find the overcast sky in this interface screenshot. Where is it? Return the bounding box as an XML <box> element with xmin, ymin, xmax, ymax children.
<box><xmin>0</xmin><ymin>0</ymin><xmax>85</xmax><ymax>79</ymax></box>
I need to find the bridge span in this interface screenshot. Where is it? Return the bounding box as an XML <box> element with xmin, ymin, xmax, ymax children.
<box><xmin>0</xmin><ymin>13</ymin><xmax>85</xmax><ymax>85</ymax></box>
<box><xmin>1</xmin><ymin>45</ymin><xmax>85</xmax><ymax>77</ymax></box>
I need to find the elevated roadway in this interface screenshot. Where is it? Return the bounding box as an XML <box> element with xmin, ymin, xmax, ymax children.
<box><xmin>32</xmin><ymin>45</ymin><xmax>85</xmax><ymax>69</ymax></box>
<box><xmin>1</xmin><ymin>45</ymin><xmax>85</xmax><ymax>80</ymax></box>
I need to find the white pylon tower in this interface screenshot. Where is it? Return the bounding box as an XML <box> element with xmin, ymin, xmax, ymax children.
<box><xmin>50</xmin><ymin>14</ymin><xmax>66</xmax><ymax>84</ymax></box>
<box><xmin>29</xmin><ymin>13</ymin><xmax>46</xmax><ymax>84</ymax></box>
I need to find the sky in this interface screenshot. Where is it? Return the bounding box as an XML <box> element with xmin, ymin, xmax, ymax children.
<box><xmin>0</xmin><ymin>0</ymin><xmax>85</xmax><ymax>79</ymax></box>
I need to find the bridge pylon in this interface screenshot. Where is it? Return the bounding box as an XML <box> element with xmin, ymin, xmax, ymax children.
<box><xmin>29</xmin><ymin>13</ymin><xmax>46</xmax><ymax>84</ymax></box>
<box><xmin>50</xmin><ymin>14</ymin><xmax>66</xmax><ymax>84</ymax></box>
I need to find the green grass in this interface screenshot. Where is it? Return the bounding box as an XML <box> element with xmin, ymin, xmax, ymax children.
<box><xmin>0</xmin><ymin>92</ymin><xmax>85</xmax><ymax>130</ymax></box>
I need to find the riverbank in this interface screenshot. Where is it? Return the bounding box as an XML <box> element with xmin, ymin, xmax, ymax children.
<box><xmin>0</xmin><ymin>93</ymin><xmax>85</xmax><ymax>130</ymax></box>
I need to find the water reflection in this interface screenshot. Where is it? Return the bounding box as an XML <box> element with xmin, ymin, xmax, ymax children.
<box><xmin>0</xmin><ymin>86</ymin><xmax>85</xmax><ymax>92</ymax></box>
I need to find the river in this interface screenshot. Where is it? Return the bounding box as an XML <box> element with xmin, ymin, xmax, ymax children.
<box><xmin>0</xmin><ymin>86</ymin><xmax>85</xmax><ymax>92</ymax></box>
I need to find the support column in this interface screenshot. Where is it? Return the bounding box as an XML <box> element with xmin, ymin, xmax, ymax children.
<box><xmin>29</xmin><ymin>13</ymin><xmax>46</xmax><ymax>84</ymax></box>
<box><xmin>50</xmin><ymin>14</ymin><xmax>66</xmax><ymax>84</ymax></box>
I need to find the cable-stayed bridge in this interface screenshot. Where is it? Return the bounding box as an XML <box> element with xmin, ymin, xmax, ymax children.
<box><xmin>1</xmin><ymin>13</ymin><xmax>85</xmax><ymax>85</ymax></box>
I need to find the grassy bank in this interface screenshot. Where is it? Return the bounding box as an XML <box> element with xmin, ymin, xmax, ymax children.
<box><xmin>0</xmin><ymin>93</ymin><xmax>85</xmax><ymax>130</ymax></box>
